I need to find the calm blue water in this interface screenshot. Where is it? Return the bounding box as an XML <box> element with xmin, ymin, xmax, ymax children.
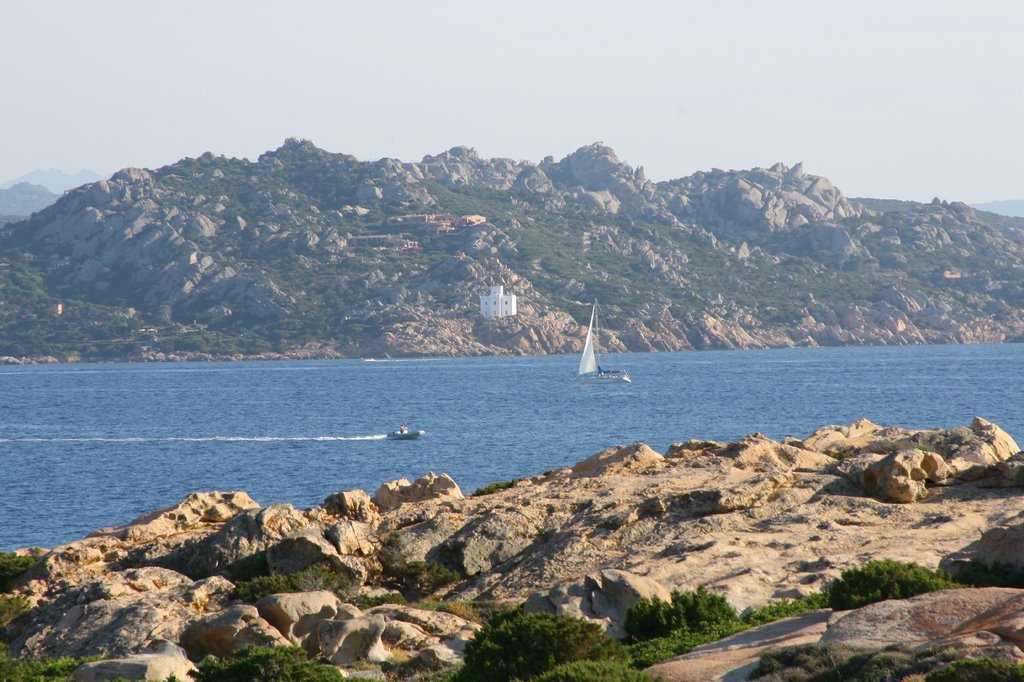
<box><xmin>1</xmin><ymin>344</ymin><xmax>1021</xmax><ymax>551</ymax></box>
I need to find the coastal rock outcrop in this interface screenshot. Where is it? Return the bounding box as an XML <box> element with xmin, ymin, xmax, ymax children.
<box><xmin>179</xmin><ymin>604</ymin><xmax>290</xmax><ymax>658</ymax></box>
<box><xmin>861</xmin><ymin>449</ymin><xmax>950</xmax><ymax>503</ymax></box>
<box><xmin>9</xmin><ymin>418</ymin><xmax>1024</xmax><ymax>677</ymax></box>
<box><xmin>175</xmin><ymin>503</ymin><xmax>316</xmax><ymax>577</ymax></box>
<box><xmin>12</xmin><ymin>572</ymin><xmax>236</xmax><ymax>659</ymax></box>
<box><xmin>372</xmin><ymin>472</ymin><xmax>464</xmax><ymax>513</ymax></box>
<box><xmin>256</xmin><ymin>591</ymin><xmax>350</xmax><ymax>647</ymax></box>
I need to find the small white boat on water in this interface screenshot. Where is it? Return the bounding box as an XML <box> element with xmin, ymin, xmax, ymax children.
<box><xmin>578</xmin><ymin>302</ymin><xmax>631</xmax><ymax>383</ymax></box>
<box><xmin>386</xmin><ymin>426</ymin><xmax>425</xmax><ymax>440</ymax></box>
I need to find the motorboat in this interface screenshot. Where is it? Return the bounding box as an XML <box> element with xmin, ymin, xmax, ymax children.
<box><xmin>387</xmin><ymin>428</ymin><xmax>425</xmax><ymax>440</ymax></box>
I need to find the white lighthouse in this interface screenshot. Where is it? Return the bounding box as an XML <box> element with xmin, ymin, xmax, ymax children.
<box><xmin>479</xmin><ymin>285</ymin><xmax>517</xmax><ymax>318</ymax></box>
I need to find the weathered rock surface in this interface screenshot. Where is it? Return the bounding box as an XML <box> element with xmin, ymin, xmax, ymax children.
<box><xmin>570</xmin><ymin>442</ymin><xmax>664</xmax><ymax>478</ymax></box>
<box><xmin>323</xmin><ymin>489</ymin><xmax>381</xmax><ymax>524</ymax></box>
<box><xmin>315</xmin><ymin>614</ymin><xmax>390</xmax><ymax>665</ymax></box>
<box><xmin>373</xmin><ymin>472</ymin><xmax>464</xmax><ymax>512</ymax></box>
<box><xmin>256</xmin><ymin>590</ymin><xmax>348</xmax><ymax>646</ymax></box>
<box><xmin>179</xmin><ymin>604</ymin><xmax>289</xmax><ymax>659</ymax></box>
<box><xmin>13</xmin><ymin>572</ymin><xmax>235</xmax><ymax>659</ymax></box>
<box><xmin>176</xmin><ymin>503</ymin><xmax>316</xmax><ymax>577</ymax></box>
<box><xmin>72</xmin><ymin>640</ymin><xmax>196</xmax><ymax>682</ymax></box>
<box><xmin>524</xmin><ymin>569</ymin><xmax>673</xmax><ymax>638</ymax></box>
<box><xmin>861</xmin><ymin>449</ymin><xmax>950</xmax><ymax>503</ymax></box>
<box><xmin>820</xmin><ymin>587</ymin><xmax>1024</xmax><ymax>650</ymax></box>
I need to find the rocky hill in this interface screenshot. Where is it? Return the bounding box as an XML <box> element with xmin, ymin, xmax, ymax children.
<box><xmin>3</xmin><ymin>140</ymin><xmax>1024</xmax><ymax>360</ymax></box>
<box><xmin>0</xmin><ymin>182</ymin><xmax>58</xmax><ymax>217</ymax></box>
<box><xmin>3</xmin><ymin>418</ymin><xmax>1024</xmax><ymax>679</ymax></box>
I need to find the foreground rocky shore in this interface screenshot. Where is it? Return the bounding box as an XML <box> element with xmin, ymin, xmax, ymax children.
<box><xmin>4</xmin><ymin>417</ymin><xmax>1024</xmax><ymax>679</ymax></box>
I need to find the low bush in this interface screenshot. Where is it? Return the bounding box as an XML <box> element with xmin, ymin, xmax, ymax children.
<box><xmin>952</xmin><ymin>560</ymin><xmax>1024</xmax><ymax>589</ymax></box>
<box><xmin>0</xmin><ymin>552</ymin><xmax>37</xmax><ymax>592</ymax></box>
<box><xmin>743</xmin><ymin>592</ymin><xmax>829</xmax><ymax>627</ymax></box>
<box><xmin>228</xmin><ymin>553</ymin><xmax>270</xmax><ymax>582</ymax></box>
<box><xmin>827</xmin><ymin>560</ymin><xmax>958</xmax><ymax>610</ymax></box>
<box><xmin>472</xmin><ymin>479</ymin><xmax>522</xmax><ymax>496</ymax></box>
<box><xmin>752</xmin><ymin>643</ymin><xmax>904</xmax><ymax>681</ymax></box>
<box><xmin>535</xmin><ymin>659</ymin><xmax>657</xmax><ymax>681</ymax></box>
<box><xmin>383</xmin><ymin>560</ymin><xmax>460</xmax><ymax>600</ymax></box>
<box><xmin>0</xmin><ymin>643</ymin><xmax>100</xmax><ymax>682</ymax></box>
<box><xmin>192</xmin><ymin>645</ymin><xmax>345</xmax><ymax>682</ymax></box>
<box><xmin>355</xmin><ymin>592</ymin><xmax>408</xmax><ymax>608</ymax></box>
<box><xmin>926</xmin><ymin>658</ymin><xmax>1024</xmax><ymax>681</ymax></box>
<box><xmin>415</xmin><ymin>600</ymin><xmax>503</xmax><ymax>624</ymax></box>
<box><xmin>458</xmin><ymin>611</ymin><xmax>624</xmax><ymax>681</ymax></box>
<box><xmin>624</xmin><ymin>586</ymin><xmax>740</xmax><ymax>642</ymax></box>
<box><xmin>0</xmin><ymin>594</ymin><xmax>29</xmax><ymax>628</ymax></box>
<box><xmin>624</xmin><ymin>626</ymin><xmax>745</xmax><ymax>670</ymax></box>
<box><xmin>231</xmin><ymin>564</ymin><xmax>354</xmax><ymax>603</ymax></box>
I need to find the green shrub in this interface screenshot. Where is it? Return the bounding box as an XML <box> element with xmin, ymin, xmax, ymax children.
<box><xmin>926</xmin><ymin>658</ymin><xmax>1024</xmax><ymax>681</ymax></box>
<box><xmin>0</xmin><ymin>552</ymin><xmax>37</xmax><ymax>593</ymax></box>
<box><xmin>743</xmin><ymin>592</ymin><xmax>829</xmax><ymax>627</ymax></box>
<box><xmin>228</xmin><ymin>553</ymin><xmax>270</xmax><ymax>581</ymax></box>
<box><xmin>624</xmin><ymin>626</ymin><xmax>741</xmax><ymax>669</ymax></box>
<box><xmin>231</xmin><ymin>565</ymin><xmax>354</xmax><ymax>603</ymax></box>
<box><xmin>953</xmin><ymin>561</ymin><xmax>1024</xmax><ymax>589</ymax></box>
<box><xmin>752</xmin><ymin>643</ymin><xmax>877</xmax><ymax>680</ymax></box>
<box><xmin>827</xmin><ymin>560</ymin><xmax>958</xmax><ymax>610</ymax></box>
<box><xmin>624</xmin><ymin>586</ymin><xmax>740</xmax><ymax>642</ymax></box>
<box><xmin>752</xmin><ymin>644</ymin><xmax>1021</xmax><ymax>682</ymax></box>
<box><xmin>535</xmin><ymin>659</ymin><xmax>657</xmax><ymax>681</ymax></box>
<box><xmin>355</xmin><ymin>592</ymin><xmax>408</xmax><ymax>608</ymax></box>
<box><xmin>0</xmin><ymin>643</ymin><xmax>101</xmax><ymax>681</ymax></box>
<box><xmin>191</xmin><ymin>645</ymin><xmax>346</xmax><ymax>682</ymax></box>
<box><xmin>384</xmin><ymin>560</ymin><xmax>460</xmax><ymax>600</ymax></box>
<box><xmin>458</xmin><ymin>611</ymin><xmax>624</xmax><ymax>681</ymax></box>
<box><xmin>472</xmin><ymin>479</ymin><xmax>522</xmax><ymax>496</ymax></box>
<box><xmin>0</xmin><ymin>594</ymin><xmax>30</xmax><ymax>628</ymax></box>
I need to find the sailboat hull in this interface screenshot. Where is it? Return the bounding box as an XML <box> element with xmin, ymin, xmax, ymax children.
<box><xmin>579</xmin><ymin>369</ymin><xmax>631</xmax><ymax>383</ymax></box>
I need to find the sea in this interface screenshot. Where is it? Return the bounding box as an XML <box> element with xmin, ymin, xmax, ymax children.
<box><xmin>1</xmin><ymin>343</ymin><xmax>1022</xmax><ymax>552</ymax></box>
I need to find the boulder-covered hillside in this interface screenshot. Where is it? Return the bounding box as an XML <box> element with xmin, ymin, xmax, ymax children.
<box><xmin>3</xmin><ymin>140</ymin><xmax>1024</xmax><ymax>360</ymax></box>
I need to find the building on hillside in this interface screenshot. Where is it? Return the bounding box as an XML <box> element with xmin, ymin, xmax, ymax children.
<box><xmin>455</xmin><ymin>215</ymin><xmax>487</xmax><ymax>229</ymax></box>
<box><xmin>347</xmin><ymin>233</ymin><xmax>422</xmax><ymax>251</ymax></box>
<box><xmin>479</xmin><ymin>285</ymin><xmax>517</xmax><ymax>318</ymax></box>
<box><xmin>387</xmin><ymin>213</ymin><xmax>486</xmax><ymax>233</ymax></box>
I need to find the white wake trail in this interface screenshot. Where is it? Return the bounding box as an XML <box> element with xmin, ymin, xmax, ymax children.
<box><xmin>0</xmin><ymin>434</ymin><xmax>388</xmax><ymax>443</ymax></box>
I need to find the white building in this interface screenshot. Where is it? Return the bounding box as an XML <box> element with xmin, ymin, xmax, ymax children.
<box><xmin>479</xmin><ymin>285</ymin><xmax>517</xmax><ymax>318</ymax></box>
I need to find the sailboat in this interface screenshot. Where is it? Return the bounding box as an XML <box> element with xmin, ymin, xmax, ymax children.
<box><xmin>578</xmin><ymin>302</ymin><xmax>631</xmax><ymax>383</ymax></box>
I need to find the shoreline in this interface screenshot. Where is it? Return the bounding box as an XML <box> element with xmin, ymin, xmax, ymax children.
<box><xmin>2</xmin><ymin>336</ymin><xmax>1022</xmax><ymax>366</ymax></box>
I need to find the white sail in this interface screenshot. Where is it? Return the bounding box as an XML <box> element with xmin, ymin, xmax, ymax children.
<box><xmin>578</xmin><ymin>305</ymin><xmax>598</xmax><ymax>376</ymax></box>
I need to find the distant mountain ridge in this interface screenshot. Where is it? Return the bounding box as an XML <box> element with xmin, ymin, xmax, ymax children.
<box><xmin>1</xmin><ymin>168</ymin><xmax>104</xmax><ymax>194</ymax></box>
<box><xmin>2</xmin><ymin>139</ymin><xmax>1024</xmax><ymax>361</ymax></box>
<box><xmin>971</xmin><ymin>199</ymin><xmax>1024</xmax><ymax>218</ymax></box>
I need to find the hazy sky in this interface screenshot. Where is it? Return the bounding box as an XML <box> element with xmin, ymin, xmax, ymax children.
<box><xmin>3</xmin><ymin>1</ymin><xmax>1022</xmax><ymax>202</ymax></box>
